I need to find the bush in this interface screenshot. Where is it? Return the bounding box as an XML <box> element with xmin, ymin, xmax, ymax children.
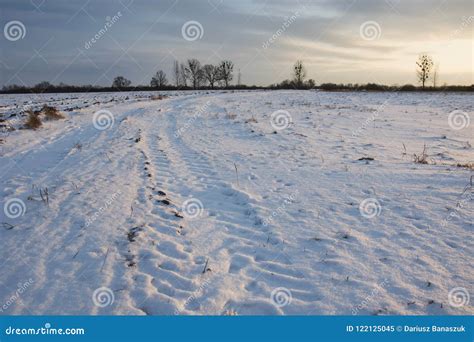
<box><xmin>399</xmin><ymin>84</ymin><xmax>417</xmax><ymax>91</ymax></box>
<box><xmin>319</xmin><ymin>83</ymin><xmax>340</xmax><ymax>91</ymax></box>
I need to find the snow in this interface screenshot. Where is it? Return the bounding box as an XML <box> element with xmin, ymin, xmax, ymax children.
<box><xmin>0</xmin><ymin>90</ymin><xmax>472</xmax><ymax>315</ymax></box>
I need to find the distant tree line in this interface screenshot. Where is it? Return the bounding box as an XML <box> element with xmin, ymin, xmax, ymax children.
<box><xmin>150</xmin><ymin>59</ymin><xmax>237</xmax><ymax>90</ymax></box>
<box><xmin>268</xmin><ymin>57</ymin><xmax>472</xmax><ymax>91</ymax></box>
<box><xmin>312</xmin><ymin>83</ymin><xmax>473</xmax><ymax>92</ymax></box>
<box><xmin>1</xmin><ymin>56</ymin><xmax>471</xmax><ymax>94</ymax></box>
<box><xmin>1</xmin><ymin>59</ymin><xmax>263</xmax><ymax>93</ymax></box>
<box><xmin>108</xmin><ymin>59</ymin><xmax>238</xmax><ymax>90</ymax></box>
<box><xmin>0</xmin><ymin>83</ymin><xmax>263</xmax><ymax>94</ymax></box>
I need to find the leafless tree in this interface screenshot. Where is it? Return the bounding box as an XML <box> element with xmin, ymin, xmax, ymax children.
<box><xmin>150</xmin><ymin>70</ymin><xmax>168</xmax><ymax>88</ymax></box>
<box><xmin>112</xmin><ymin>76</ymin><xmax>131</xmax><ymax>88</ymax></box>
<box><xmin>202</xmin><ymin>64</ymin><xmax>220</xmax><ymax>88</ymax></box>
<box><xmin>179</xmin><ymin>63</ymin><xmax>188</xmax><ymax>87</ymax></box>
<box><xmin>218</xmin><ymin>60</ymin><xmax>234</xmax><ymax>88</ymax></box>
<box><xmin>34</xmin><ymin>81</ymin><xmax>52</xmax><ymax>90</ymax></box>
<box><xmin>186</xmin><ymin>59</ymin><xmax>203</xmax><ymax>89</ymax></box>
<box><xmin>293</xmin><ymin>60</ymin><xmax>306</xmax><ymax>88</ymax></box>
<box><xmin>416</xmin><ymin>54</ymin><xmax>433</xmax><ymax>89</ymax></box>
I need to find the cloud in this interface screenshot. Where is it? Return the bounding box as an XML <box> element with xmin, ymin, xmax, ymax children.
<box><xmin>0</xmin><ymin>0</ymin><xmax>472</xmax><ymax>86</ymax></box>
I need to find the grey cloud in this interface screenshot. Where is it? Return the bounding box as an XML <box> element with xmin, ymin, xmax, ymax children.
<box><xmin>0</xmin><ymin>0</ymin><xmax>471</xmax><ymax>87</ymax></box>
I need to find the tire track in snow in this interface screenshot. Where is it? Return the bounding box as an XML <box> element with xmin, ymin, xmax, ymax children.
<box><xmin>156</xmin><ymin>98</ymin><xmax>316</xmax><ymax>314</ymax></box>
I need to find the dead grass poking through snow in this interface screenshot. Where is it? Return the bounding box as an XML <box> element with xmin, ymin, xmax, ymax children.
<box><xmin>413</xmin><ymin>145</ymin><xmax>429</xmax><ymax>164</ymax></box>
<box><xmin>225</xmin><ymin>111</ymin><xmax>237</xmax><ymax>120</ymax></box>
<box><xmin>412</xmin><ymin>144</ymin><xmax>472</xmax><ymax>169</ymax></box>
<box><xmin>150</xmin><ymin>95</ymin><xmax>168</xmax><ymax>100</ymax></box>
<box><xmin>24</xmin><ymin>110</ymin><xmax>42</xmax><ymax>130</ymax></box>
<box><xmin>245</xmin><ymin>116</ymin><xmax>258</xmax><ymax>123</ymax></box>
<box><xmin>454</xmin><ymin>162</ymin><xmax>474</xmax><ymax>170</ymax></box>
<box><xmin>24</xmin><ymin>105</ymin><xmax>64</xmax><ymax>129</ymax></box>
<box><xmin>41</xmin><ymin>105</ymin><xmax>64</xmax><ymax>120</ymax></box>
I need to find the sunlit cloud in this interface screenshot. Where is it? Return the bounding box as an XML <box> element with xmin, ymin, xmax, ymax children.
<box><xmin>0</xmin><ymin>0</ymin><xmax>472</xmax><ymax>86</ymax></box>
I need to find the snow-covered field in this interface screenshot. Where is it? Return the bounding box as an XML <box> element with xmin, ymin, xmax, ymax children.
<box><xmin>0</xmin><ymin>90</ymin><xmax>472</xmax><ymax>315</ymax></box>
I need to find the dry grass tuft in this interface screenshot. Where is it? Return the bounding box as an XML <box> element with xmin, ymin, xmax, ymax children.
<box><xmin>413</xmin><ymin>145</ymin><xmax>429</xmax><ymax>164</ymax></box>
<box><xmin>41</xmin><ymin>105</ymin><xmax>64</xmax><ymax>120</ymax></box>
<box><xmin>226</xmin><ymin>112</ymin><xmax>237</xmax><ymax>120</ymax></box>
<box><xmin>24</xmin><ymin>110</ymin><xmax>42</xmax><ymax>129</ymax></box>
<box><xmin>454</xmin><ymin>162</ymin><xmax>474</xmax><ymax>170</ymax></box>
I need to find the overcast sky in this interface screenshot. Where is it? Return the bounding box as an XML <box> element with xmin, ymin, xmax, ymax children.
<box><xmin>0</xmin><ymin>0</ymin><xmax>472</xmax><ymax>87</ymax></box>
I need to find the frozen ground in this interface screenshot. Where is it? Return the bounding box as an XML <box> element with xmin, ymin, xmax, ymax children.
<box><xmin>0</xmin><ymin>90</ymin><xmax>472</xmax><ymax>315</ymax></box>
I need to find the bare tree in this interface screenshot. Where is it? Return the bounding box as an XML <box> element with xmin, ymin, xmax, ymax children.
<box><xmin>202</xmin><ymin>64</ymin><xmax>219</xmax><ymax>88</ymax></box>
<box><xmin>416</xmin><ymin>54</ymin><xmax>433</xmax><ymax>89</ymax></box>
<box><xmin>186</xmin><ymin>59</ymin><xmax>203</xmax><ymax>89</ymax></box>
<box><xmin>179</xmin><ymin>63</ymin><xmax>188</xmax><ymax>87</ymax></box>
<box><xmin>218</xmin><ymin>60</ymin><xmax>234</xmax><ymax>88</ymax></box>
<box><xmin>306</xmin><ymin>79</ymin><xmax>315</xmax><ymax>89</ymax></box>
<box><xmin>293</xmin><ymin>60</ymin><xmax>306</xmax><ymax>88</ymax></box>
<box><xmin>112</xmin><ymin>76</ymin><xmax>131</xmax><ymax>89</ymax></box>
<box><xmin>150</xmin><ymin>70</ymin><xmax>168</xmax><ymax>88</ymax></box>
<box><xmin>34</xmin><ymin>81</ymin><xmax>52</xmax><ymax>90</ymax></box>
<box><xmin>173</xmin><ymin>60</ymin><xmax>180</xmax><ymax>87</ymax></box>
